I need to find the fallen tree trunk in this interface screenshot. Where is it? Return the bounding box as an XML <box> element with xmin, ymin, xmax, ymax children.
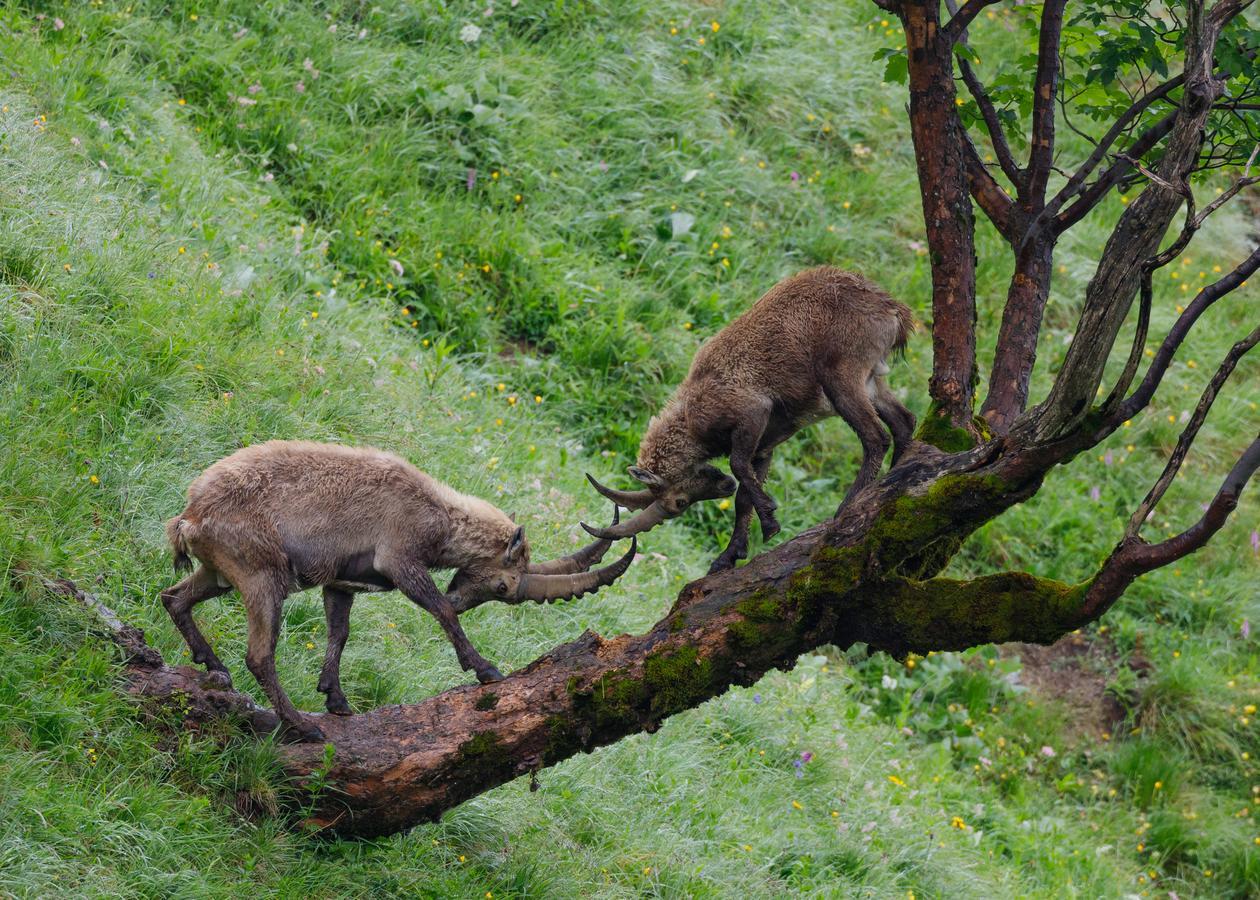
<box><xmin>52</xmin><ymin>443</ymin><xmax>1111</xmax><ymax>839</ymax></box>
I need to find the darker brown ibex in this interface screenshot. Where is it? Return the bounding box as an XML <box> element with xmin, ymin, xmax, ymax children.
<box><xmin>162</xmin><ymin>440</ymin><xmax>634</xmax><ymax>741</ymax></box>
<box><xmin>584</xmin><ymin>266</ymin><xmax>915</xmax><ymax>573</ymax></box>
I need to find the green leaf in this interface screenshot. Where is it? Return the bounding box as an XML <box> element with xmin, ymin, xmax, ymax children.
<box><xmin>883</xmin><ymin>54</ymin><xmax>908</xmax><ymax>86</ymax></box>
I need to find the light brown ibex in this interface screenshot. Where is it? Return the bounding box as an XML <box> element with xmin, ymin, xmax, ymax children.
<box><xmin>585</xmin><ymin>266</ymin><xmax>915</xmax><ymax>573</ymax></box>
<box><xmin>162</xmin><ymin>440</ymin><xmax>634</xmax><ymax>741</ymax></box>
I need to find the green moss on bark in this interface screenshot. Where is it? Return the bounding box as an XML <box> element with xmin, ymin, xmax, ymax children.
<box><xmin>452</xmin><ymin>732</ymin><xmax>511</xmax><ymax>783</ymax></box>
<box><xmin>874</xmin><ymin>573</ymin><xmax>1090</xmax><ymax>653</ymax></box>
<box><xmin>915</xmin><ymin>401</ymin><xmax>986</xmax><ymax>451</ymax></box>
<box><xmin>542</xmin><ymin>714</ymin><xmax>583</xmax><ymax>763</ymax></box>
<box><xmin>643</xmin><ymin>645</ymin><xmax>715</xmax><ymax>713</ymax></box>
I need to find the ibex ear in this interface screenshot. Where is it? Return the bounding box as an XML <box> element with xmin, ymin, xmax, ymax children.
<box><xmin>505</xmin><ymin>526</ymin><xmax>526</xmax><ymax>564</ymax></box>
<box><xmin>508</xmin><ymin>511</ymin><xmax>517</xmax><ymax>523</ymax></box>
<box><xmin>627</xmin><ymin>465</ymin><xmax>665</xmax><ymax>489</ymax></box>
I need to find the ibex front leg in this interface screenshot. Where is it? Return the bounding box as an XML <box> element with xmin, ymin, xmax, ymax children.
<box><xmin>385</xmin><ymin>556</ymin><xmax>504</xmax><ymax>684</ymax></box>
<box><xmin>710</xmin><ymin>451</ymin><xmax>772</xmax><ymax>574</ymax></box>
<box><xmin>729</xmin><ymin>402</ymin><xmax>779</xmax><ymax>541</ymax></box>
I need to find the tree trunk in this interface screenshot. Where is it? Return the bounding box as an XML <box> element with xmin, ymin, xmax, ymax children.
<box><xmin>902</xmin><ymin>2</ymin><xmax>981</xmax><ymax>432</ymax></box>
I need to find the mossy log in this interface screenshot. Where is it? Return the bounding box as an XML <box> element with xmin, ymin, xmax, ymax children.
<box><xmin>56</xmin><ymin>444</ymin><xmax>1118</xmax><ymax>839</ymax></box>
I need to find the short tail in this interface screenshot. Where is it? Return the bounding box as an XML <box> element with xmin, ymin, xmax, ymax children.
<box><xmin>891</xmin><ymin>302</ymin><xmax>917</xmax><ymax>360</ymax></box>
<box><xmin>166</xmin><ymin>515</ymin><xmax>193</xmax><ymax>572</ymax></box>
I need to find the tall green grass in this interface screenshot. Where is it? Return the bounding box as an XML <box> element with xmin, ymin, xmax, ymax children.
<box><xmin>1</xmin><ymin>1</ymin><xmax>1257</xmax><ymax>897</ymax></box>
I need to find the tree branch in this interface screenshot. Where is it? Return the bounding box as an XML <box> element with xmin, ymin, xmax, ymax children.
<box><xmin>957</xmin><ymin>54</ymin><xmax>1024</xmax><ymax>190</ymax></box>
<box><xmin>1083</xmin><ymin>434</ymin><xmax>1260</xmax><ymax>617</ymax></box>
<box><xmin>1051</xmin><ymin>110</ymin><xmax>1180</xmax><ymax>235</ymax></box>
<box><xmin>1041</xmin><ymin>75</ymin><xmax>1185</xmax><ymax>234</ymax></box>
<box><xmin>1114</xmin><ymin>242</ymin><xmax>1260</xmax><ymax>424</ymax></box>
<box><xmin>1025</xmin><ymin>0</ymin><xmax>1068</xmax><ymax>204</ymax></box>
<box><xmin>961</xmin><ymin>128</ymin><xmax>1017</xmax><ymax>238</ymax></box>
<box><xmin>58</xmin><ymin>400</ymin><xmax>1260</xmax><ymax>838</ymax></box>
<box><xmin>943</xmin><ymin>0</ymin><xmax>1005</xmax><ymax>45</ymax></box>
<box><xmin>1125</xmin><ymin>323</ymin><xmax>1260</xmax><ymax>537</ymax></box>
<box><xmin>1098</xmin><ymin>267</ymin><xmax>1154</xmax><ymax>415</ymax></box>
<box><xmin>58</xmin><ymin>444</ymin><xmax>1104</xmax><ymax>838</ymax></box>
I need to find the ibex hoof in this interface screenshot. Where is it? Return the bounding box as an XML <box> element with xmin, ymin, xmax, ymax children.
<box><xmin>325</xmin><ymin>697</ymin><xmax>354</xmax><ymax>716</ymax></box>
<box><xmin>707</xmin><ymin>554</ymin><xmax>737</xmax><ymax>575</ymax></box>
<box><xmin>201</xmin><ymin>669</ymin><xmax>233</xmax><ymax>690</ymax></box>
<box><xmin>282</xmin><ymin>719</ymin><xmax>326</xmax><ymax>743</ymax></box>
<box><xmin>760</xmin><ymin>517</ymin><xmax>781</xmax><ymax>541</ymax></box>
<box><xmin>475</xmin><ymin>666</ymin><xmax>504</xmax><ymax>684</ymax></box>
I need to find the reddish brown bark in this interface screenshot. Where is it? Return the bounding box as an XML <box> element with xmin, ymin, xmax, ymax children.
<box><xmin>901</xmin><ymin>1</ymin><xmax>980</xmax><ymax>430</ymax></box>
<box><xmin>980</xmin><ymin>237</ymin><xmax>1053</xmax><ymax>432</ymax></box>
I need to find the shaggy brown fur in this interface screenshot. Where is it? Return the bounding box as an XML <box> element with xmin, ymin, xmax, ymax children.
<box><xmin>587</xmin><ymin>266</ymin><xmax>916</xmax><ymax>573</ymax></box>
<box><xmin>162</xmin><ymin>440</ymin><xmax>633</xmax><ymax>741</ymax></box>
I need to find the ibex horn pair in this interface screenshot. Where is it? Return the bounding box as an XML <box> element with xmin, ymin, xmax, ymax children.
<box><xmin>517</xmin><ymin>536</ymin><xmax>637</xmax><ymax>603</ymax></box>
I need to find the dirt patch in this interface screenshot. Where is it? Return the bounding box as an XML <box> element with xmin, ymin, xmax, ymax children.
<box><xmin>1003</xmin><ymin>632</ymin><xmax>1128</xmax><ymax>739</ymax></box>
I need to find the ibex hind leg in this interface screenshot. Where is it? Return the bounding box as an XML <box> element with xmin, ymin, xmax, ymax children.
<box><xmin>240</xmin><ymin>575</ymin><xmax>324</xmax><ymax>742</ymax></box>
<box><xmin>160</xmin><ymin>566</ymin><xmax>233</xmax><ymax>687</ymax></box>
<box><xmin>318</xmin><ymin>587</ymin><xmax>355</xmax><ymax>716</ymax></box>
<box><xmin>872</xmin><ymin>377</ymin><xmax>916</xmax><ymax>465</ymax></box>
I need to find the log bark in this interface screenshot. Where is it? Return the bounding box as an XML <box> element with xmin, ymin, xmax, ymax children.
<box><xmin>53</xmin><ymin>443</ymin><xmax>1120</xmax><ymax>839</ymax></box>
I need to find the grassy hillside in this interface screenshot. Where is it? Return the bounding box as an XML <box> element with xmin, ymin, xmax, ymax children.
<box><xmin>1</xmin><ymin>1</ymin><xmax>1256</xmax><ymax>897</ymax></box>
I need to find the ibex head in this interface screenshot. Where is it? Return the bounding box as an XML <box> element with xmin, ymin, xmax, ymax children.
<box><xmin>448</xmin><ymin>507</ymin><xmax>637</xmax><ymax>613</ymax></box>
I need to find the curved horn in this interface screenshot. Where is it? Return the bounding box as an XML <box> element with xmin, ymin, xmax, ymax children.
<box><xmin>585</xmin><ymin>473</ymin><xmax>655</xmax><ymax>510</ymax></box>
<box><xmin>518</xmin><ymin>537</ymin><xmax>637</xmax><ymax>604</ymax></box>
<box><xmin>580</xmin><ymin>500</ymin><xmax>671</xmax><ymax>540</ymax></box>
<box><xmin>528</xmin><ymin>507</ymin><xmax>619</xmax><ymax>575</ymax></box>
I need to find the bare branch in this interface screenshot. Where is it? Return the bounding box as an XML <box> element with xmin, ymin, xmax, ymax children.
<box><xmin>1025</xmin><ymin>0</ymin><xmax>1069</xmax><ymax>203</ymax></box>
<box><xmin>958</xmin><ymin>58</ymin><xmax>1024</xmax><ymax>189</ymax></box>
<box><xmin>1126</xmin><ymin>324</ymin><xmax>1260</xmax><ymax>537</ymax></box>
<box><xmin>1096</xmin><ymin>148</ymin><xmax>1258</xmax><ymax>418</ymax></box>
<box><xmin>1115</xmin><ymin>242</ymin><xmax>1260</xmax><ymax>423</ymax></box>
<box><xmin>1050</xmin><ymin>110</ymin><xmax>1180</xmax><ymax>236</ymax></box>
<box><xmin>1098</xmin><ymin>267</ymin><xmax>1154</xmax><ymax>414</ymax></box>
<box><xmin>1024</xmin><ymin>78</ymin><xmax>1185</xmax><ymax>248</ymax></box>
<box><xmin>962</xmin><ymin>130</ymin><xmax>1017</xmax><ymax>238</ymax></box>
<box><xmin>1048</xmin><ymin>75</ymin><xmax>1185</xmax><ymax>217</ymax></box>
<box><xmin>1083</xmin><ymin>434</ymin><xmax>1260</xmax><ymax>617</ymax></box>
<box><xmin>943</xmin><ymin>0</ymin><xmax>1005</xmax><ymax>45</ymax></box>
